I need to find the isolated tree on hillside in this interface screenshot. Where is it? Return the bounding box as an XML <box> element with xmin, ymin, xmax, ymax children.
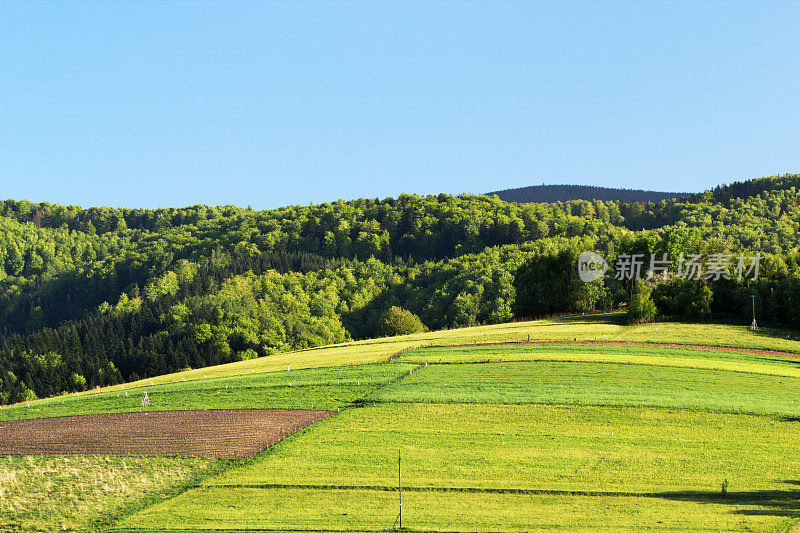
<box><xmin>627</xmin><ymin>280</ymin><xmax>657</xmax><ymax>323</ymax></box>
<box><xmin>376</xmin><ymin>306</ymin><xmax>426</xmax><ymax>337</ymax></box>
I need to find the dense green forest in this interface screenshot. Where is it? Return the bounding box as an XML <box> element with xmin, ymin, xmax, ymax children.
<box><xmin>1</xmin><ymin>174</ymin><xmax>799</xmax><ymax>404</ymax></box>
<box><xmin>488</xmin><ymin>184</ymin><xmax>689</xmax><ymax>203</ymax></box>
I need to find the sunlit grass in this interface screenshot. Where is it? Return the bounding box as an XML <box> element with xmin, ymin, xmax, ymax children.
<box><xmin>398</xmin><ymin>344</ymin><xmax>800</xmax><ymax>377</ymax></box>
<box><xmin>118</xmin><ymin>486</ymin><xmax>795</xmax><ymax>532</ymax></box>
<box><xmin>49</xmin><ymin>313</ymin><xmax>800</xmax><ymax>402</ymax></box>
<box><xmin>0</xmin><ymin>455</ymin><xmax>216</xmax><ymax>533</ymax></box>
<box><xmin>206</xmin><ymin>403</ymin><xmax>800</xmax><ymax>492</ymax></box>
<box><xmin>0</xmin><ymin>364</ymin><xmax>416</xmax><ymax>422</ymax></box>
<box><xmin>370</xmin><ymin>360</ymin><xmax>800</xmax><ymax>416</ymax></box>
<box><xmin>123</xmin><ymin>403</ymin><xmax>800</xmax><ymax>532</ymax></box>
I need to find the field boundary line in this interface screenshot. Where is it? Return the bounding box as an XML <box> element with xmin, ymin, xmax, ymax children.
<box><xmin>206</xmin><ymin>482</ymin><xmax>794</xmax><ymax>501</ymax></box>
<box><xmin>386</xmin><ymin>345</ymin><xmax>421</xmax><ymax>362</ymax></box>
<box><xmin>355</xmin><ymin>398</ymin><xmax>800</xmax><ymax>419</ymax></box>
<box><xmin>415</xmin><ymin>340</ymin><xmax>800</xmax><ymax>358</ymax></box>
<box><xmin>387</xmin><ymin>356</ymin><xmax>800</xmax><ymax>379</ymax></box>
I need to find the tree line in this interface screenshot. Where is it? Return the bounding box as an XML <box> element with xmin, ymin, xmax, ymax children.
<box><xmin>1</xmin><ymin>174</ymin><xmax>799</xmax><ymax>404</ymax></box>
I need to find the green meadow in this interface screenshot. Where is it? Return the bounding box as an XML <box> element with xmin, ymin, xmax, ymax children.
<box><xmin>399</xmin><ymin>342</ymin><xmax>800</xmax><ymax>377</ymax></box>
<box><xmin>52</xmin><ymin>313</ymin><xmax>800</xmax><ymax>396</ymax></box>
<box><xmin>6</xmin><ymin>314</ymin><xmax>800</xmax><ymax>532</ymax></box>
<box><xmin>123</xmin><ymin>403</ymin><xmax>800</xmax><ymax>531</ymax></box>
<box><xmin>370</xmin><ymin>360</ymin><xmax>800</xmax><ymax>416</ymax></box>
<box><xmin>0</xmin><ymin>455</ymin><xmax>219</xmax><ymax>533</ymax></box>
<box><xmin>0</xmin><ymin>364</ymin><xmax>416</xmax><ymax>421</ymax></box>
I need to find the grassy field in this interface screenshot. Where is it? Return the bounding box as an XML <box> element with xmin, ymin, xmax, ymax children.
<box><xmin>0</xmin><ymin>364</ymin><xmax>416</xmax><ymax>422</ymax></box>
<box><xmin>120</xmin><ymin>403</ymin><xmax>800</xmax><ymax>531</ymax></box>
<box><xmin>203</xmin><ymin>403</ymin><xmax>800</xmax><ymax>492</ymax></box>
<box><xmin>370</xmin><ymin>360</ymin><xmax>800</xmax><ymax>416</ymax></box>
<box><xmin>34</xmin><ymin>313</ymin><xmax>800</xmax><ymax>401</ymax></box>
<box><xmin>116</xmin><ymin>487</ymin><xmax>797</xmax><ymax>532</ymax></box>
<box><xmin>7</xmin><ymin>313</ymin><xmax>800</xmax><ymax>532</ymax></box>
<box><xmin>399</xmin><ymin>343</ymin><xmax>800</xmax><ymax>377</ymax></box>
<box><xmin>0</xmin><ymin>455</ymin><xmax>219</xmax><ymax>533</ymax></box>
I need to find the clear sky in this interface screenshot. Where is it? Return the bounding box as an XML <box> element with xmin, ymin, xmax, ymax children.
<box><xmin>1</xmin><ymin>1</ymin><xmax>798</xmax><ymax>209</ymax></box>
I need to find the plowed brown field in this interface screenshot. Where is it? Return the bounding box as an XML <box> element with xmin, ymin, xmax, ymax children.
<box><xmin>0</xmin><ymin>409</ymin><xmax>332</xmax><ymax>458</ymax></box>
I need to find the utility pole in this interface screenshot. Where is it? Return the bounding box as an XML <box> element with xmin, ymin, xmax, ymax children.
<box><xmin>398</xmin><ymin>449</ymin><xmax>402</xmax><ymax>531</ymax></box>
<box><xmin>751</xmin><ymin>295</ymin><xmax>758</xmax><ymax>331</ymax></box>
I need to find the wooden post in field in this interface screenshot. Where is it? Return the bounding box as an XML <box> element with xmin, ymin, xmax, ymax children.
<box><xmin>751</xmin><ymin>295</ymin><xmax>758</xmax><ymax>331</ymax></box>
<box><xmin>398</xmin><ymin>449</ymin><xmax>402</xmax><ymax>530</ymax></box>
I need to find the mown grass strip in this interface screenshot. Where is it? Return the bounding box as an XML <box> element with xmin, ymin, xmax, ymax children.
<box><xmin>0</xmin><ymin>364</ymin><xmax>416</xmax><ymax>422</ymax></box>
<box><xmin>203</xmin><ymin>403</ymin><xmax>800</xmax><ymax>493</ymax></box>
<box><xmin>184</xmin><ymin>482</ymin><xmax>800</xmax><ymax>503</ymax></box>
<box><xmin>115</xmin><ymin>486</ymin><xmax>797</xmax><ymax>532</ymax></box>
<box><xmin>370</xmin><ymin>361</ymin><xmax>800</xmax><ymax>417</ymax></box>
<box><xmin>397</xmin><ymin>343</ymin><xmax>800</xmax><ymax>377</ymax></box>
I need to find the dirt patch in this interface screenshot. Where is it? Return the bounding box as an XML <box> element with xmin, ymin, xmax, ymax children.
<box><xmin>421</xmin><ymin>341</ymin><xmax>800</xmax><ymax>359</ymax></box>
<box><xmin>0</xmin><ymin>409</ymin><xmax>332</xmax><ymax>459</ymax></box>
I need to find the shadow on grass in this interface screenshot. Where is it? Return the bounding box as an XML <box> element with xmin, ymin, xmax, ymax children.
<box><xmin>517</xmin><ymin>312</ymin><xmax>623</xmax><ymax>328</ymax></box>
<box><xmin>655</xmin><ymin>483</ymin><xmax>800</xmax><ymax>518</ymax></box>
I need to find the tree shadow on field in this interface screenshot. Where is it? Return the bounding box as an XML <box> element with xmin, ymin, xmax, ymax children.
<box><xmin>749</xmin><ymin>325</ymin><xmax>800</xmax><ymax>344</ymax></box>
<box><xmin>653</xmin><ymin>483</ymin><xmax>800</xmax><ymax>518</ymax></box>
<box><xmin>518</xmin><ymin>312</ymin><xmax>622</xmax><ymax>327</ymax></box>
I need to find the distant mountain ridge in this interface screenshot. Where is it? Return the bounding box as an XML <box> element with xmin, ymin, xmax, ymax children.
<box><xmin>488</xmin><ymin>184</ymin><xmax>690</xmax><ymax>204</ymax></box>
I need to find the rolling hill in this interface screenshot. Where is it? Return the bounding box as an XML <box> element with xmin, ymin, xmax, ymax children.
<box><xmin>3</xmin><ymin>313</ymin><xmax>800</xmax><ymax>531</ymax></box>
<box><xmin>487</xmin><ymin>183</ymin><xmax>690</xmax><ymax>203</ymax></box>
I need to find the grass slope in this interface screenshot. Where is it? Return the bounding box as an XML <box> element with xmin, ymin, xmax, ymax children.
<box><xmin>0</xmin><ymin>455</ymin><xmax>218</xmax><ymax>533</ymax></box>
<box><xmin>371</xmin><ymin>360</ymin><xmax>800</xmax><ymax>416</ymax></box>
<box><xmin>398</xmin><ymin>343</ymin><xmax>800</xmax><ymax>377</ymax></box>
<box><xmin>0</xmin><ymin>364</ymin><xmax>416</xmax><ymax>422</ymax></box>
<box><xmin>117</xmin><ymin>487</ymin><xmax>793</xmax><ymax>533</ymax></box>
<box><xmin>204</xmin><ymin>403</ymin><xmax>800</xmax><ymax>492</ymax></box>
<box><xmin>8</xmin><ymin>313</ymin><xmax>800</xmax><ymax>532</ymax></box>
<box><xmin>122</xmin><ymin>403</ymin><xmax>800</xmax><ymax>531</ymax></box>
<box><xmin>40</xmin><ymin>313</ymin><xmax>800</xmax><ymax>400</ymax></box>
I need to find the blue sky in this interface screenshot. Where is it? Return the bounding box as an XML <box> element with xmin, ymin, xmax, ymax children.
<box><xmin>1</xmin><ymin>1</ymin><xmax>798</xmax><ymax>209</ymax></box>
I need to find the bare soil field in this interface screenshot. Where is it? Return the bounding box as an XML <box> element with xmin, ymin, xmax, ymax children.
<box><xmin>0</xmin><ymin>409</ymin><xmax>331</xmax><ymax>458</ymax></box>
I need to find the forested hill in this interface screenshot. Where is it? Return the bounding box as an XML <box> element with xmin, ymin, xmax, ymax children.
<box><xmin>488</xmin><ymin>184</ymin><xmax>689</xmax><ymax>203</ymax></box>
<box><xmin>0</xmin><ymin>173</ymin><xmax>799</xmax><ymax>404</ymax></box>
